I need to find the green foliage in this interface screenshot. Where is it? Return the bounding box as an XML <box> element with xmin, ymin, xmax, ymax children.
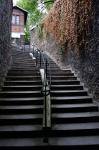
<box><xmin>17</xmin><ymin>0</ymin><xmax>41</xmax><ymax>26</ymax></box>
<box><xmin>36</xmin><ymin>22</ymin><xmax>44</xmax><ymax>39</ymax></box>
<box><xmin>24</xmin><ymin>23</ymin><xmax>30</xmax><ymax>43</ymax></box>
<box><xmin>44</xmin><ymin>0</ymin><xmax>54</xmax><ymax>10</ymax></box>
<box><xmin>17</xmin><ymin>0</ymin><xmax>55</xmax><ymax>25</ymax></box>
<box><xmin>17</xmin><ymin>0</ymin><xmax>54</xmax><ymax>42</ymax></box>
<box><xmin>29</xmin><ymin>9</ymin><xmax>43</xmax><ymax>26</ymax></box>
<box><xmin>17</xmin><ymin>0</ymin><xmax>37</xmax><ymax>13</ymax></box>
<box><xmin>17</xmin><ymin>0</ymin><xmax>40</xmax><ymax>42</ymax></box>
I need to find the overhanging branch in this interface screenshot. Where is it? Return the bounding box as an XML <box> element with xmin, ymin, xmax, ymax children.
<box><xmin>44</xmin><ymin>0</ymin><xmax>55</xmax><ymax>4</ymax></box>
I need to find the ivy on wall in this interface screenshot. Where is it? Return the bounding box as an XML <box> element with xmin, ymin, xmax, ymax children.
<box><xmin>43</xmin><ymin>0</ymin><xmax>93</xmax><ymax>49</ymax></box>
<box><xmin>42</xmin><ymin>0</ymin><xmax>99</xmax><ymax>100</ymax></box>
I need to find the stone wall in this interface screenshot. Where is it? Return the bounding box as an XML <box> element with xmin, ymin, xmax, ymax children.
<box><xmin>30</xmin><ymin>29</ymin><xmax>65</xmax><ymax>68</ymax></box>
<box><xmin>0</xmin><ymin>0</ymin><xmax>13</xmax><ymax>89</ymax></box>
<box><xmin>31</xmin><ymin>0</ymin><xmax>99</xmax><ymax>101</ymax></box>
<box><xmin>66</xmin><ymin>0</ymin><xmax>99</xmax><ymax>101</ymax></box>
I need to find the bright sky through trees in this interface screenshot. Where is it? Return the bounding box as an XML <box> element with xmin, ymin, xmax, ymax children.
<box><xmin>13</xmin><ymin>0</ymin><xmax>18</xmax><ymax>5</ymax></box>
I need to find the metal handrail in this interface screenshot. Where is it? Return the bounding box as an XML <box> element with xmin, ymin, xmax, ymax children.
<box><xmin>34</xmin><ymin>48</ymin><xmax>51</xmax><ymax>87</ymax></box>
<box><xmin>33</xmin><ymin>48</ymin><xmax>51</xmax><ymax>142</ymax></box>
<box><xmin>40</xmin><ymin>51</ymin><xmax>52</xmax><ymax>87</ymax></box>
<box><xmin>47</xmin><ymin>58</ymin><xmax>52</xmax><ymax>89</ymax></box>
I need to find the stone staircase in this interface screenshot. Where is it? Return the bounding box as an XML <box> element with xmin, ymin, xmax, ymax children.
<box><xmin>0</xmin><ymin>51</ymin><xmax>99</xmax><ymax>149</ymax></box>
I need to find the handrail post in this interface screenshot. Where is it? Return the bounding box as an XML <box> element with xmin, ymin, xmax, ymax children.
<box><xmin>32</xmin><ymin>44</ymin><xmax>34</xmax><ymax>56</ymax></box>
<box><xmin>24</xmin><ymin>43</ymin><xmax>25</xmax><ymax>51</ymax></box>
<box><xmin>46</xmin><ymin>59</ymin><xmax>47</xmax><ymax>78</ymax></box>
<box><xmin>29</xmin><ymin>44</ymin><xmax>30</xmax><ymax>52</ymax></box>
<box><xmin>45</xmin><ymin>83</ymin><xmax>47</xmax><ymax>127</ymax></box>
<box><xmin>36</xmin><ymin>50</ymin><xmax>38</xmax><ymax>67</ymax></box>
<box><xmin>40</xmin><ymin>51</ymin><xmax>42</xmax><ymax>68</ymax></box>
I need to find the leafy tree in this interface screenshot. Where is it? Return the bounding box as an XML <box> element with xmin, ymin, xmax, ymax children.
<box><xmin>17</xmin><ymin>0</ymin><xmax>37</xmax><ymax>13</ymax></box>
<box><xmin>24</xmin><ymin>23</ymin><xmax>30</xmax><ymax>44</ymax></box>
<box><xmin>17</xmin><ymin>0</ymin><xmax>54</xmax><ymax>42</ymax></box>
<box><xmin>17</xmin><ymin>0</ymin><xmax>46</xmax><ymax>25</ymax></box>
<box><xmin>43</xmin><ymin>0</ymin><xmax>55</xmax><ymax>10</ymax></box>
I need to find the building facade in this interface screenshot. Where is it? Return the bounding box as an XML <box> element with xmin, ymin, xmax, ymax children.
<box><xmin>11</xmin><ymin>6</ymin><xmax>27</xmax><ymax>47</ymax></box>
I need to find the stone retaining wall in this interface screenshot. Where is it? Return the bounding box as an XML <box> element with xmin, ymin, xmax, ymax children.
<box><xmin>0</xmin><ymin>0</ymin><xmax>13</xmax><ymax>89</ymax></box>
<box><xmin>30</xmin><ymin>0</ymin><xmax>99</xmax><ymax>101</ymax></box>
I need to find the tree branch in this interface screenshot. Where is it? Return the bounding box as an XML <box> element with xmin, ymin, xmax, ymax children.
<box><xmin>44</xmin><ymin>0</ymin><xmax>55</xmax><ymax>4</ymax></box>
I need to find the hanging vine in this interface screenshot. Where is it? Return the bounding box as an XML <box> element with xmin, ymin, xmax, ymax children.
<box><xmin>43</xmin><ymin>0</ymin><xmax>93</xmax><ymax>49</ymax></box>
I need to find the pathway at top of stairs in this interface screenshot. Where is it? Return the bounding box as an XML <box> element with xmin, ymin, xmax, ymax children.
<box><xmin>0</xmin><ymin>50</ymin><xmax>99</xmax><ymax>149</ymax></box>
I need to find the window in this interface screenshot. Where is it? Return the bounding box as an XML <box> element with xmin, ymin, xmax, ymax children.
<box><xmin>16</xmin><ymin>16</ymin><xmax>20</xmax><ymax>25</ymax></box>
<box><xmin>12</xmin><ymin>15</ymin><xmax>16</xmax><ymax>24</ymax></box>
<box><xmin>12</xmin><ymin>15</ymin><xmax>20</xmax><ymax>25</ymax></box>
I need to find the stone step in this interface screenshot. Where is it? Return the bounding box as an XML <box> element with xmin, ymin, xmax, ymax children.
<box><xmin>52</xmin><ymin>112</ymin><xmax>99</xmax><ymax>123</ymax></box>
<box><xmin>0</xmin><ymin>105</ymin><xmax>43</xmax><ymax>114</ymax></box>
<box><xmin>12</xmin><ymin>63</ymin><xmax>35</xmax><ymax>65</ymax></box>
<box><xmin>8</xmin><ymin>69</ymin><xmax>39</xmax><ymax>73</ymax></box>
<box><xmin>0</xmin><ymin>97</ymin><xmax>43</xmax><ymax>105</ymax></box>
<box><xmin>0</xmin><ymin>136</ymin><xmax>99</xmax><ymax>148</ymax></box>
<box><xmin>0</xmin><ymin>114</ymin><xmax>42</xmax><ymax>125</ymax></box>
<box><xmin>39</xmin><ymin>66</ymin><xmax>60</xmax><ymax>69</ymax></box>
<box><xmin>12</xmin><ymin>62</ymin><xmax>35</xmax><ymax>64</ymax></box>
<box><xmin>0</xmin><ymin>103</ymin><xmax>97</xmax><ymax>114</ymax></box>
<box><xmin>7</xmin><ymin>72</ymin><xmax>40</xmax><ymax>76</ymax></box>
<box><xmin>7</xmin><ymin>74</ymin><xmax>40</xmax><ymax>77</ymax></box>
<box><xmin>48</xmin><ymin>136</ymin><xmax>99</xmax><ymax>147</ymax></box>
<box><xmin>53</xmin><ymin>122</ymin><xmax>99</xmax><ymax>130</ymax></box>
<box><xmin>2</xmin><ymin>85</ymin><xmax>42</xmax><ymax>91</ymax></box>
<box><xmin>13</xmin><ymin>59</ymin><xmax>34</xmax><ymax>61</ymax></box>
<box><xmin>6</xmin><ymin>76</ymin><xmax>41</xmax><ymax>81</ymax></box>
<box><xmin>52</xmin><ymin>104</ymin><xmax>98</xmax><ymax>113</ymax></box>
<box><xmin>0</xmin><ymin>138</ymin><xmax>45</xmax><ymax>148</ymax></box>
<box><xmin>50</xmin><ymin>76</ymin><xmax>77</xmax><ymax>80</ymax></box>
<box><xmin>0</xmin><ymin>112</ymin><xmax>99</xmax><ymax>125</ymax></box>
<box><xmin>0</xmin><ymin>91</ymin><xmax>43</xmax><ymax>98</ymax></box>
<box><xmin>0</xmin><ymin>125</ymin><xmax>43</xmax><ymax>138</ymax></box>
<box><xmin>47</xmin><ymin>69</ymin><xmax>72</xmax><ymax>73</ymax></box>
<box><xmin>51</xmin><ymin>73</ymin><xmax>74</xmax><ymax>76</ymax></box>
<box><xmin>10</xmin><ymin>69</ymin><xmax>38</xmax><ymax>71</ymax></box>
<box><xmin>51</xmin><ymin>80</ymin><xmax>80</xmax><ymax>85</ymax></box>
<box><xmin>51</xmin><ymin>85</ymin><xmax>83</xmax><ymax>90</ymax></box>
<box><xmin>12</xmin><ymin>65</ymin><xmax>36</xmax><ymax>68</ymax></box>
<box><xmin>13</xmin><ymin>62</ymin><xmax>35</xmax><ymax>64</ymax></box>
<box><xmin>0</xmin><ymin>96</ymin><xmax>92</xmax><ymax>106</ymax></box>
<box><xmin>38</xmin><ymin>64</ymin><xmax>59</xmax><ymax>67</ymax></box>
<box><xmin>13</xmin><ymin>59</ymin><xmax>34</xmax><ymax>62</ymax></box>
<box><xmin>0</xmin><ymin>123</ymin><xmax>99</xmax><ymax>138</ymax></box>
<box><xmin>4</xmin><ymin>81</ymin><xmax>42</xmax><ymax>86</ymax></box>
<box><xmin>11</xmin><ymin>67</ymin><xmax>36</xmax><ymax>70</ymax></box>
<box><xmin>0</xmin><ymin>124</ymin><xmax>42</xmax><ymax>131</ymax></box>
<box><xmin>51</xmin><ymin>96</ymin><xmax>92</xmax><ymax>104</ymax></box>
<box><xmin>51</xmin><ymin>90</ymin><xmax>88</xmax><ymax>96</ymax></box>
